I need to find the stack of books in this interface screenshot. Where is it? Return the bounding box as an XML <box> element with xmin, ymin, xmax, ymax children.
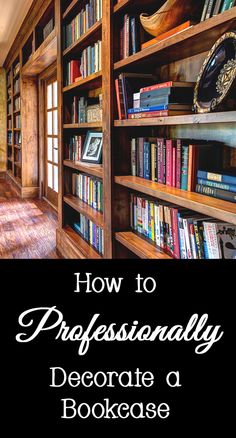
<box><xmin>72</xmin><ymin>172</ymin><xmax>103</xmax><ymax>212</ymax></box>
<box><xmin>128</xmin><ymin>81</ymin><xmax>194</xmax><ymax>119</ymax></box>
<box><xmin>196</xmin><ymin>170</ymin><xmax>236</xmax><ymax>203</ymax></box>
<box><xmin>14</xmin><ymin>97</ymin><xmax>21</xmax><ymax>111</ymax></box>
<box><xmin>63</xmin><ymin>0</ymin><xmax>103</xmax><ymax>50</ymax></box>
<box><xmin>120</xmin><ymin>14</ymin><xmax>140</xmax><ymax>59</ymax></box>
<box><xmin>74</xmin><ymin>214</ymin><xmax>104</xmax><ymax>255</ymax></box>
<box><xmin>130</xmin><ymin>194</ymin><xmax>236</xmax><ymax>259</ymax></box>
<box><xmin>201</xmin><ymin>0</ymin><xmax>235</xmax><ymax>21</ymax></box>
<box><xmin>43</xmin><ymin>17</ymin><xmax>54</xmax><ymax>41</ymax></box>
<box><xmin>65</xmin><ymin>135</ymin><xmax>85</xmax><ymax>162</ymax></box>
<box><xmin>15</xmin><ymin>132</ymin><xmax>21</xmax><ymax>146</ymax></box>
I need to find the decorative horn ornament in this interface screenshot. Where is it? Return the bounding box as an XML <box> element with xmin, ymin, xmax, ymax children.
<box><xmin>140</xmin><ymin>0</ymin><xmax>198</xmax><ymax>38</ymax></box>
<box><xmin>194</xmin><ymin>32</ymin><xmax>236</xmax><ymax>114</ymax></box>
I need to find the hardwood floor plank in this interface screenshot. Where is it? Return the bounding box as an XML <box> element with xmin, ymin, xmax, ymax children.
<box><xmin>0</xmin><ymin>177</ymin><xmax>62</xmax><ymax>259</ymax></box>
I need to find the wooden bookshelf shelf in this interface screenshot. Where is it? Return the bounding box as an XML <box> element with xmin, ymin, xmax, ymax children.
<box><xmin>64</xmin><ymin>195</ymin><xmax>104</xmax><ymax>228</ymax></box>
<box><xmin>14</xmin><ymin>145</ymin><xmax>21</xmax><ymax>150</ymax></box>
<box><xmin>114</xmin><ymin>112</ymin><xmax>236</xmax><ymax>127</ymax></box>
<box><xmin>63</xmin><ymin>20</ymin><xmax>102</xmax><ymax>57</ymax></box>
<box><xmin>62</xmin><ymin>226</ymin><xmax>103</xmax><ymax>259</ymax></box>
<box><xmin>63</xmin><ymin>0</ymin><xmax>79</xmax><ymax>20</ymax></box>
<box><xmin>115</xmin><ymin>231</ymin><xmax>172</xmax><ymax>259</ymax></box>
<box><xmin>114</xmin><ymin>8</ymin><xmax>236</xmax><ymax>70</ymax></box>
<box><xmin>64</xmin><ymin>122</ymin><xmax>103</xmax><ymax>129</ymax></box>
<box><xmin>14</xmin><ymin>162</ymin><xmax>22</xmax><ymax>168</ymax></box>
<box><xmin>22</xmin><ymin>29</ymin><xmax>57</xmax><ymax>77</ymax></box>
<box><xmin>64</xmin><ymin>160</ymin><xmax>103</xmax><ymax>179</ymax></box>
<box><xmin>63</xmin><ymin>71</ymin><xmax>102</xmax><ymax>93</ymax></box>
<box><xmin>115</xmin><ymin>176</ymin><xmax>236</xmax><ymax>225</ymax></box>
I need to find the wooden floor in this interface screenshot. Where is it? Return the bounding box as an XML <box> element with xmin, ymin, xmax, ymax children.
<box><xmin>0</xmin><ymin>175</ymin><xmax>62</xmax><ymax>259</ymax></box>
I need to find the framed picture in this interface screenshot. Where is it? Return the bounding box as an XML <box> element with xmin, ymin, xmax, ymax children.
<box><xmin>81</xmin><ymin>131</ymin><xmax>103</xmax><ymax>164</ymax></box>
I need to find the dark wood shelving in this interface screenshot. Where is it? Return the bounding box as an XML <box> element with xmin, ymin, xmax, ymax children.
<box><xmin>63</xmin><ymin>20</ymin><xmax>102</xmax><ymax>57</ymax></box>
<box><xmin>14</xmin><ymin>145</ymin><xmax>21</xmax><ymax>150</ymax></box>
<box><xmin>63</xmin><ymin>0</ymin><xmax>78</xmax><ymax>20</ymax></box>
<box><xmin>63</xmin><ymin>71</ymin><xmax>102</xmax><ymax>93</ymax></box>
<box><xmin>116</xmin><ymin>231</ymin><xmax>172</xmax><ymax>259</ymax></box>
<box><xmin>115</xmin><ymin>176</ymin><xmax>236</xmax><ymax>225</ymax></box>
<box><xmin>114</xmin><ymin>111</ymin><xmax>236</xmax><ymax>127</ymax></box>
<box><xmin>114</xmin><ymin>7</ymin><xmax>236</xmax><ymax>70</ymax></box>
<box><xmin>62</xmin><ymin>226</ymin><xmax>103</xmax><ymax>259</ymax></box>
<box><xmin>64</xmin><ymin>160</ymin><xmax>103</xmax><ymax>179</ymax></box>
<box><xmin>22</xmin><ymin>29</ymin><xmax>57</xmax><ymax>77</ymax></box>
<box><xmin>64</xmin><ymin>195</ymin><xmax>104</xmax><ymax>228</ymax></box>
<box><xmin>64</xmin><ymin>122</ymin><xmax>102</xmax><ymax>129</ymax></box>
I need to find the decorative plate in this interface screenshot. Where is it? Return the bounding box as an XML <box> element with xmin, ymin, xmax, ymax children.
<box><xmin>194</xmin><ymin>31</ymin><xmax>236</xmax><ymax>114</ymax></box>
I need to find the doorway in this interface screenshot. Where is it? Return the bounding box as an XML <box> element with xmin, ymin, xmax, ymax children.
<box><xmin>39</xmin><ymin>65</ymin><xmax>59</xmax><ymax>210</ymax></box>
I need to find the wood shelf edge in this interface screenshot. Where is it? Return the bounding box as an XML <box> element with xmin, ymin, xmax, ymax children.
<box><xmin>63</xmin><ymin>71</ymin><xmax>102</xmax><ymax>93</ymax></box>
<box><xmin>115</xmin><ymin>176</ymin><xmax>236</xmax><ymax>225</ymax></box>
<box><xmin>63</xmin><ymin>160</ymin><xmax>103</xmax><ymax>179</ymax></box>
<box><xmin>62</xmin><ymin>226</ymin><xmax>103</xmax><ymax>259</ymax></box>
<box><xmin>115</xmin><ymin>231</ymin><xmax>173</xmax><ymax>259</ymax></box>
<box><xmin>64</xmin><ymin>194</ymin><xmax>104</xmax><ymax>228</ymax></box>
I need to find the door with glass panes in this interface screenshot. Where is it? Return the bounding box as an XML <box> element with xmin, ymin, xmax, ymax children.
<box><xmin>45</xmin><ymin>77</ymin><xmax>58</xmax><ymax>208</ymax></box>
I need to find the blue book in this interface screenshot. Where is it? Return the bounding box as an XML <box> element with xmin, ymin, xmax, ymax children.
<box><xmin>197</xmin><ymin>170</ymin><xmax>236</xmax><ymax>185</ymax></box>
<box><xmin>197</xmin><ymin>178</ymin><xmax>236</xmax><ymax>193</ymax></box>
<box><xmin>144</xmin><ymin>141</ymin><xmax>151</xmax><ymax>180</ymax></box>
<box><xmin>128</xmin><ymin>105</ymin><xmax>168</xmax><ymax>114</ymax></box>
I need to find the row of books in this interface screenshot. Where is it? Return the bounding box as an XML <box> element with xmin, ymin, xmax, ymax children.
<box><xmin>131</xmin><ymin>137</ymin><xmax>236</xmax><ymax>203</ymax></box>
<box><xmin>72</xmin><ymin>172</ymin><xmax>103</xmax><ymax>213</ymax></box>
<box><xmin>80</xmin><ymin>41</ymin><xmax>102</xmax><ymax>79</ymax></box>
<box><xmin>130</xmin><ymin>194</ymin><xmax>236</xmax><ymax>259</ymax></box>
<box><xmin>15</xmin><ymin>115</ymin><xmax>21</xmax><ymax>129</ymax></box>
<box><xmin>14</xmin><ymin>78</ymin><xmax>20</xmax><ymax>95</ymax></box>
<box><xmin>13</xmin><ymin>62</ymin><xmax>20</xmax><ymax>77</ymax></box>
<box><xmin>7</xmin><ymin>132</ymin><xmax>13</xmax><ymax>145</ymax></box>
<box><xmin>65</xmin><ymin>135</ymin><xmax>85</xmax><ymax>162</ymax></box>
<box><xmin>7</xmin><ymin>102</ymin><xmax>12</xmax><ymax>115</ymax></box>
<box><xmin>74</xmin><ymin>214</ymin><xmax>104</xmax><ymax>255</ymax></box>
<box><xmin>15</xmin><ymin>132</ymin><xmax>22</xmax><ymax>145</ymax></box>
<box><xmin>43</xmin><ymin>17</ymin><xmax>54</xmax><ymax>41</ymax></box>
<box><xmin>7</xmin><ymin>120</ymin><xmax>12</xmax><ymax>129</ymax></box>
<box><xmin>120</xmin><ymin>14</ymin><xmax>140</xmax><ymax>60</ymax></box>
<box><xmin>14</xmin><ymin>97</ymin><xmax>21</xmax><ymax>112</ymax></box>
<box><xmin>65</xmin><ymin>94</ymin><xmax>102</xmax><ymax>124</ymax></box>
<box><xmin>201</xmin><ymin>0</ymin><xmax>235</xmax><ymax>21</ymax></box>
<box><xmin>63</xmin><ymin>0</ymin><xmax>103</xmax><ymax>50</ymax></box>
<box><xmin>65</xmin><ymin>41</ymin><xmax>102</xmax><ymax>85</ymax></box>
<box><xmin>128</xmin><ymin>81</ymin><xmax>194</xmax><ymax>119</ymax></box>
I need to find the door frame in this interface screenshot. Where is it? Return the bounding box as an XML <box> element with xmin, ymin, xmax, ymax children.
<box><xmin>38</xmin><ymin>62</ymin><xmax>58</xmax><ymax>210</ymax></box>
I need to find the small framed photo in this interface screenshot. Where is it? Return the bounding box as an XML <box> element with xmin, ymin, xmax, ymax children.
<box><xmin>81</xmin><ymin>131</ymin><xmax>103</xmax><ymax>164</ymax></box>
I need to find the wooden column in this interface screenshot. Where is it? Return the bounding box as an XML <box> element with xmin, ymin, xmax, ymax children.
<box><xmin>102</xmin><ymin>0</ymin><xmax>113</xmax><ymax>259</ymax></box>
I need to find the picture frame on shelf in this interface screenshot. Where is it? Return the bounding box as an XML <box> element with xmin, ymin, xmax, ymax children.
<box><xmin>81</xmin><ymin>131</ymin><xmax>103</xmax><ymax>164</ymax></box>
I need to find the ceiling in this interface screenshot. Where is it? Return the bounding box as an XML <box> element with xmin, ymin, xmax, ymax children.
<box><xmin>0</xmin><ymin>0</ymin><xmax>34</xmax><ymax>67</ymax></box>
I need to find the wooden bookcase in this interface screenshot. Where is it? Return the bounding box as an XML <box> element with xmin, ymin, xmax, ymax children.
<box><xmin>56</xmin><ymin>0</ymin><xmax>236</xmax><ymax>260</ymax></box>
<box><xmin>5</xmin><ymin>0</ymin><xmax>57</xmax><ymax>198</ymax></box>
<box><xmin>56</xmin><ymin>0</ymin><xmax>113</xmax><ymax>259</ymax></box>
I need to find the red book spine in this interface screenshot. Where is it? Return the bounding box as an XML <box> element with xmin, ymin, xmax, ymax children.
<box><xmin>128</xmin><ymin>110</ymin><xmax>169</xmax><ymax>119</ymax></box>
<box><xmin>140</xmin><ymin>81</ymin><xmax>173</xmax><ymax>93</ymax></box>
<box><xmin>172</xmin><ymin>143</ymin><xmax>177</xmax><ymax>188</ymax></box>
<box><xmin>176</xmin><ymin>139</ymin><xmax>182</xmax><ymax>189</ymax></box>
<box><xmin>171</xmin><ymin>208</ymin><xmax>180</xmax><ymax>259</ymax></box>
<box><xmin>166</xmin><ymin>139</ymin><xmax>173</xmax><ymax>187</ymax></box>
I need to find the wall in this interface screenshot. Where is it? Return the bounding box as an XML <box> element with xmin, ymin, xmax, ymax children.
<box><xmin>0</xmin><ymin>68</ymin><xmax>6</xmax><ymax>172</ymax></box>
